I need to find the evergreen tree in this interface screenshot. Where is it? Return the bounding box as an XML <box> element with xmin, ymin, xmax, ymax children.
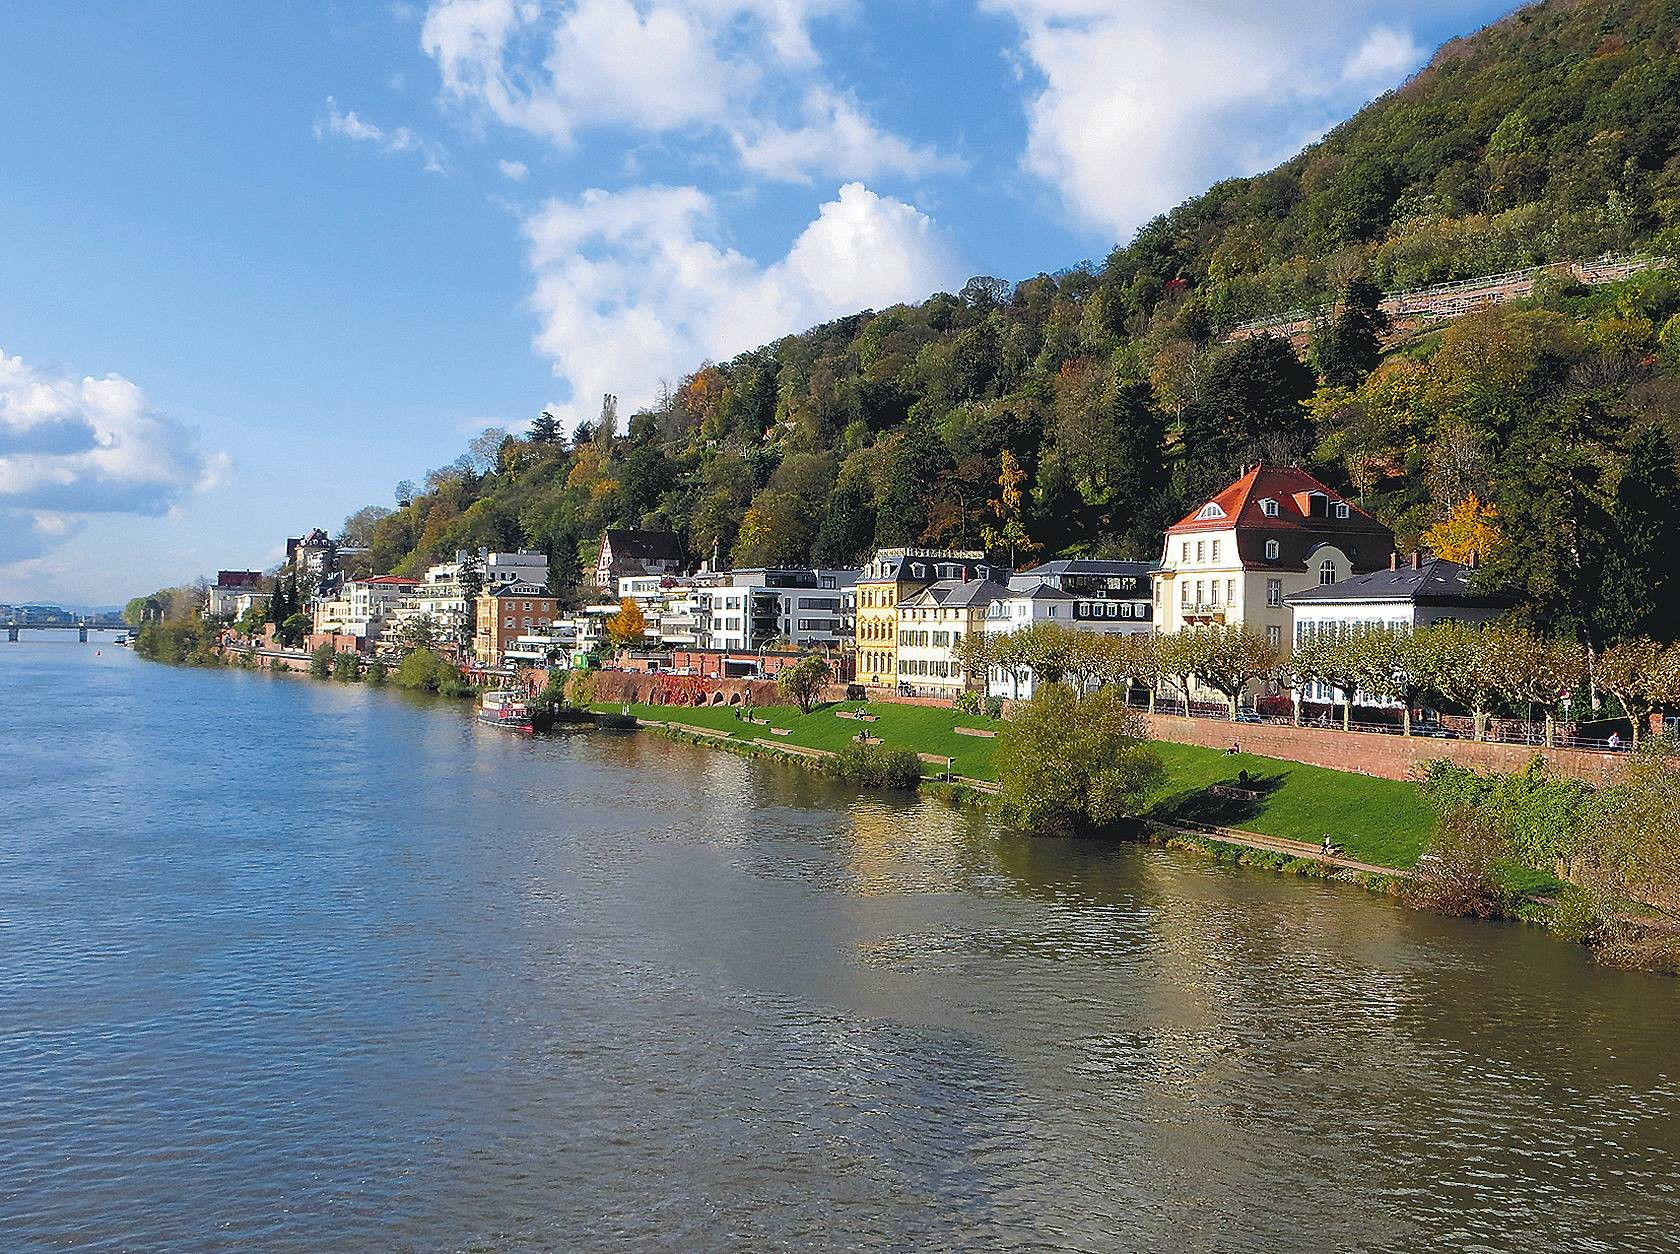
<box><xmin>529</xmin><ymin>409</ymin><xmax>560</xmax><ymax>444</ymax></box>
<box><xmin>1597</xmin><ymin>424</ymin><xmax>1680</xmax><ymax>643</ymax></box>
<box><xmin>1310</xmin><ymin>278</ymin><xmax>1389</xmax><ymax>388</ymax></box>
<box><xmin>812</xmin><ymin>480</ymin><xmax>876</xmax><ymax>566</ymax></box>
<box><xmin>456</xmin><ymin>551</ymin><xmax>484</xmax><ymax>651</ymax></box>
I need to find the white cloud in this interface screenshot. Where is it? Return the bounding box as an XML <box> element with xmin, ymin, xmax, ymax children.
<box><xmin>986</xmin><ymin>2</ymin><xmax>1468</xmax><ymax>240</ymax></box>
<box><xmin>419</xmin><ymin>0</ymin><xmax>951</xmax><ymax>183</ymax></box>
<box><xmin>522</xmin><ymin>181</ymin><xmax>964</xmax><ymax>423</ymax></box>
<box><xmin>314</xmin><ymin>96</ymin><xmax>450</xmax><ymax>174</ymax></box>
<box><xmin>497</xmin><ymin>157</ymin><xmax>530</xmax><ymax>180</ymax></box>
<box><xmin>731</xmin><ymin>86</ymin><xmax>968</xmax><ymax>184</ymax></box>
<box><xmin>1342</xmin><ymin>26</ymin><xmax>1426</xmax><ymax>87</ymax></box>
<box><xmin>0</xmin><ymin>349</ymin><xmax>224</xmax><ymax>567</ymax></box>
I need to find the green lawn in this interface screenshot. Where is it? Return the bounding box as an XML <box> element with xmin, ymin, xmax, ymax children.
<box><xmin>597</xmin><ymin>699</ymin><xmax>1435</xmax><ymax>869</ymax></box>
<box><xmin>593</xmin><ymin>699</ymin><xmax>1002</xmax><ymax>777</ymax></box>
<box><xmin>1142</xmin><ymin>742</ymin><xmax>1434</xmax><ymax>869</ymax></box>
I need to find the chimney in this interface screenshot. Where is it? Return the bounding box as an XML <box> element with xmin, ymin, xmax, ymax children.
<box><xmin>1410</xmin><ymin>550</ymin><xmax>1421</xmax><ymax>571</ymax></box>
<box><xmin>1389</xmin><ymin>550</ymin><xmax>1399</xmax><ymax>571</ymax></box>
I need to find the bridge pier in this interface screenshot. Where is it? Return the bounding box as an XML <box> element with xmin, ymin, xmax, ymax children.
<box><xmin>79</xmin><ymin>625</ymin><xmax>88</xmax><ymax>643</ymax></box>
<box><xmin>6</xmin><ymin>626</ymin><xmax>16</xmax><ymax>643</ymax></box>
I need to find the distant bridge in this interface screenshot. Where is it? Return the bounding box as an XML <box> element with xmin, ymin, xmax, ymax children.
<box><xmin>3</xmin><ymin>620</ymin><xmax>127</xmax><ymax>643</ymax></box>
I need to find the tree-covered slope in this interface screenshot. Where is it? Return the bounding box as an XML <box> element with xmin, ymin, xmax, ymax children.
<box><xmin>351</xmin><ymin>0</ymin><xmax>1680</xmax><ymax>649</ymax></box>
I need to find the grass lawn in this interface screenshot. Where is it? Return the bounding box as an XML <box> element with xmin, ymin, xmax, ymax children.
<box><xmin>592</xmin><ymin>699</ymin><xmax>1002</xmax><ymax>777</ymax></box>
<box><xmin>596</xmin><ymin>698</ymin><xmax>1435</xmax><ymax>869</ymax></box>
<box><xmin>1143</xmin><ymin>742</ymin><xmax>1435</xmax><ymax>870</ymax></box>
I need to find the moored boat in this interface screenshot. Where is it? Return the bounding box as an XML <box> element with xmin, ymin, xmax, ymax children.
<box><xmin>478</xmin><ymin>689</ymin><xmax>535</xmax><ymax>732</ymax></box>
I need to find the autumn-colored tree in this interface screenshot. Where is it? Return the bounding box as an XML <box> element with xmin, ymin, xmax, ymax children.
<box><xmin>1421</xmin><ymin>492</ymin><xmax>1504</xmax><ymax>565</ymax></box>
<box><xmin>605</xmin><ymin>597</ymin><xmax>648</xmax><ymax>647</ymax></box>
<box><xmin>981</xmin><ymin>450</ymin><xmax>1038</xmax><ymax>567</ymax></box>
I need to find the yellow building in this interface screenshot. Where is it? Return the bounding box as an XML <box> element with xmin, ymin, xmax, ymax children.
<box><xmin>852</xmin><ymin>548</ymin><xmax>995</xmax><ymax>688</ymax></box>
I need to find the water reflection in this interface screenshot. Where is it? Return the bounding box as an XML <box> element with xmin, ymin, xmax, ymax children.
<box><xmin>1</xmin><ymin>645</ymin><xmax>1677</xmax><ymax>1252</ymax></box>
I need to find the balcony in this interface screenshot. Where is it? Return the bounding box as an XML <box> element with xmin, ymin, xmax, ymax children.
<box><xmin>1180</xmin><ymin>602</ymin><xmax>1228</xmax><ymax>624</ymax></box>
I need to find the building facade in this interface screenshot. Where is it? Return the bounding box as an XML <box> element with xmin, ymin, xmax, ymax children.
<box><xmin>206</xmin><ymin>570</ymin><xmax>265</xmax><ymax>619</ymax></box>
<box><xmin>853</xmin><ymin>548</ymin><xmax>1004</xmax><ymax>688</ymax></box>
<box><xmin>474</xmin><ymin>581</ymin><xmax>561</xmax><ymax>666</ymax></box>
<box><xmin>1153</xmin><ymin>465</ymin><xmax>1394</xmax><ymax>656</ymax></box>
<box><xmin>594</xmin><ymin>529</ymin><xmax>684</xmax><ymax>590</ymax></box>
<box><xmin>894</xmin><ymin>578</ymin><xmax>1008</xmax><ymax>696</ymax></box>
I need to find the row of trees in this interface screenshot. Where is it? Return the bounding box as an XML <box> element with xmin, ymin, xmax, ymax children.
<box><xmin>958</xmin><ymin>621</ymin><xmax>1680</xmax><ymax>746</ymax></box>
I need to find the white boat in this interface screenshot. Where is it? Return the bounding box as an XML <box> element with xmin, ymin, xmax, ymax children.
<box><xmin>478</xmin><ymin>689</ymin><xmax>535</xmax><ymax>732</ymax></box>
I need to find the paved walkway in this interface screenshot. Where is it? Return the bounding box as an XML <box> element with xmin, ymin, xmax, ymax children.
<box><xmin>1152</xmin><ymin>821</ymin><xmax>1398</xmax><ymax>877</ymax></box>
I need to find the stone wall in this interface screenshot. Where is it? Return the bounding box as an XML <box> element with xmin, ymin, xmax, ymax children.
<box><xmin>1142</xmin><ymin>712</ymin><xmax>1631</xmax><ymax>786</ymax></box>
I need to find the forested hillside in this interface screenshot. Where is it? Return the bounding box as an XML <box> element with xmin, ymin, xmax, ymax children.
<box><xmin>350</xmin><ymin>0</ymin><xmax>1680</xmax><ymax>649</ymax></box>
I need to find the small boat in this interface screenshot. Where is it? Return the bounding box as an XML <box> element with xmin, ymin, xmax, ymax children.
<box><xmin>478</xmin><ymin>689</ymin><xmax>535</xmax><ymax>732</ymax></box>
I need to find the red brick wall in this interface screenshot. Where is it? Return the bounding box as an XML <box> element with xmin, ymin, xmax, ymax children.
<box><xmin>1142</xmin><ymin>712</ymin><xmax>1630</xmax><ymax>785</ymax></box>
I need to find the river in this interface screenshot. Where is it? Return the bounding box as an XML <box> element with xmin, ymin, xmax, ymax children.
<box><xmin>2</xmin><ymin>642</ymin><xmax>1677</xmax><ymax>1251</ymax></box>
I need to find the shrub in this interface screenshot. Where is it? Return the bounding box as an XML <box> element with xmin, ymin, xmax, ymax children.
<box><xmin>309</xmin><ymin>643</ymin><xmax>335</xmax><ymax>678</ymax></box>
<box><xmin>365</xmin><ymin>657</ymin><xmax>388</xmax><ymax>685</ymax></box>
<box><xmin>1401</xmin><ymin>808</ymin><xmax>1514</xmax><ymax>918</ymax></box>
<box><xmin>594</xmin><ymin>711</ymin><xmax>639</xmax><ymax>730</ymax></box>
<box><xmin>994</xmin><ymin>684</ymin><xmax>1163</xmax><ymax>834</ymax></box>
<box><xmin>331</xmin><ymin>651</ymin><xmax>363</xmax><ymax>681</ymax></box>
<box><xmin>393</xmin><ymin>647</ymin><xmax>459</xmax><ymax>693</ymax></box>
<box><xmin>776</xmin><ymin>654</ymin><xmax>832</xmax><ymax>714</ymax></box>
<box><xmin>832</xmin><ymin>741</ymin><xmax>923</xmax><ymax>789</ymax></box>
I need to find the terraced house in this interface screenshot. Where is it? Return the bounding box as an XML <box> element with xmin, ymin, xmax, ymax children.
<box><xmin>895</xmin><ymin>578</ymin><xmax>1010</xmax><ymax>697</ymax></box>
<box><xmin>852</xmin><ymin>548</ymin><xmax>1006</xmax><ymax>688</ymax></box>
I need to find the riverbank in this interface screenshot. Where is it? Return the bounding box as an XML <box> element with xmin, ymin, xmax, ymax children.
<box><xmin>593</xmin><ymin>698</ymin><xmax>1437</xmax><ymax>872</ymax></box>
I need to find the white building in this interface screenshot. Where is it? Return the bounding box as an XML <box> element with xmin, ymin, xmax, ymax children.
<box><xmin>895</xmin><ymin>578</ymin><xmax>1009</xmax><ymax>697</ymax></box>
<box><xmin>205</xmin><ymin>570</ymin><xmax>265</xmax><ymax>619</ymax></box>
<box><xmin>312</xmin><ymin>575</ymin><xmax>417</xmax><ymax>642</ymax></box>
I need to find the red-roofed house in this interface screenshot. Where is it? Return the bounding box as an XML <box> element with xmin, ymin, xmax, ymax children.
<box><xmin>1154</xmin><ymin>465</ymin><xmax>1394</xmax><ymax>653</ymax></box>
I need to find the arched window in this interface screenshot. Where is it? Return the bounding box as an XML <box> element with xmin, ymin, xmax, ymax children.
<box><xmin>1319</xmin><ymin>558</ymin><xmax>1336</xmax><ymax>585</ymax></box>
<box><xmin>1264</xmin><ymin>539</ymin><xmax>1280</xmax><ymax>560</ymax></box>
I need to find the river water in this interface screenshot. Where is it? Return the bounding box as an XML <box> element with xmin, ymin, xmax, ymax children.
<box><xmin>2</xmin><ymin>642</ymin><xmax>1677</xmax><ymax>1252</ymax></box>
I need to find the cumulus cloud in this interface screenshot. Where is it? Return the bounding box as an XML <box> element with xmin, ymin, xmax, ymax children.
<box><xmin>985</xmin><ymin>1</ymin><xmax>1475</xmax><ymax>240</ymax></box>
<box><xmin>522</xmin><ymin>181</ymin><xmax>963</xmax><ymax>422</ymax></box>
<box><xmin>314</xmin><ymin>96</ymin><xmax>450</xmax><ymax>174</ymax></box>
<box><xmin>497</xmin><ymin>157</ymin><xmax>530</xmax><ymax>180</ymax></box>
<box><xmin>420</xmin><ymin>0</ymin><xmax>953</xmax><ymax>183</ymax></box>
<box><xmin>0</xmin><ymin>348</ymin><xmax>224</xmax><ymax>565</ymax></box>
<box><xmin>731</xmin><ymin>87</ymin><xmax>967</xmax><ymax>184</ymax></box>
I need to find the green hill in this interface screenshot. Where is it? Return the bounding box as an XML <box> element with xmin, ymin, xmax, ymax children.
<box><xmin>352</xmin><ymin>0</ymin><xmax>1680</xmax><ymax>650</ymax></box>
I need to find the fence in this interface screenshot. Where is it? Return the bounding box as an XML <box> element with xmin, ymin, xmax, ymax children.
<box><xmin>1225</xmin><ymin>253</ymin><xmax>1668</xmax><ymax>342</ymax></box>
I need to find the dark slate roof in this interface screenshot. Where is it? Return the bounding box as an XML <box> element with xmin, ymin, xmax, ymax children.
<box><xmin>1003</xmin><ymin>581</ymin><xmax>1075</xmax><ymax>601</ymax></box>
<box><xmin>1020</xmin><ymin>558</ymin><xmax>1152</xmax><ymax>578</ymax></box>
<box><xmin>1283</xmin><ymin>557</ymin><xmax>1516</xmax><ymax>608</ymax></box>
<box><xmin>603</xmin><ymin>529</ymin><xmax>683</xmax><ymax>562</ymax></box>
<box><xmin>902</xmin><ymin>578</ymin><xmax>1011</xmax><ymax>610</ymax></box>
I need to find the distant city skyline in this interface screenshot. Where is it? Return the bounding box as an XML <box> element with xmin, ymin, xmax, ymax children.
<box><xmin>0</xmin><ymin>0</ymin><xmax>1512</xmax><ymax>603</ymax></box>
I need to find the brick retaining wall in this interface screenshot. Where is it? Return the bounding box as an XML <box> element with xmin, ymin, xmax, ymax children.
<box><xmin>1143</xmin><ymin>713</ymin><xmax>1630</xmax><ymax>785</ymax></box>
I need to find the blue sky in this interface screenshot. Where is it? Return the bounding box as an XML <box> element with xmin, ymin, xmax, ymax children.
<box><xmin>0</xmin><ymin>0</ymin><xmax>1511</xmax><ymax>605</ymax></box>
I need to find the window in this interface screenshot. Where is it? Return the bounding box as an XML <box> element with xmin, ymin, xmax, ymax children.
<box><xmin>1267</xmin><ymin>625</ymin><xmax>1282</xmax><ymax>649</ymax></box>
<box><xmin>1319</xmin><ymin>558</ymin><xmax>1336</xmax><ymax>585</ymax></box>
<box><xmin>1195</xmin><ymin>541</ymin><xmax>1205</xmax><ymax>562</ymax></box>
<box><xmin>1181</xmin><ymin>582</ymin><xmax>1192</xmax><ymax>605</ymax></box>
<box><xmin>504</xmin><ymin>617</ymin><xmax>514</xmax><ymax>628</ymax></box>
<box><xmin>1195</xmin><ymin>580</ymin><xmax>1204</xmax><ymax>605</ymax></box>
<box><xmin>1210</xmin><ymin>582</ymin><xmax>1220</xmax><ymax>606</ymax></box>
<box><xmin>1334</xmin><ymin>502</ymin><xmax>1350</xmax><ymax>519</ymax></box>
<box><xmin>1049</xmin><ymin>606</ymin><xmax>1059</xmax><ymax>618</ymax></box>
<box><xmin>1181</xmin><ymin>542</ymin><xmax>1190</xmax><ymax>562</ymax></box>
<box><xmin>1227</xmin><ymin>579</ymin><xmax>1235</xmax><ymax>603</ymax></box>
<box><xmin>1196</xmin><ymin>502</ymin><xmax>1225</xmax><ymax>520</ymax></box>
<box><xmin>1211</xmin><ymin>540</ymin><xmax>1220</xmax><ymax>562</ymax></box>
<box><xmin>1265</xmin><ymin>540</ymin><xmax>1280</xmax><ymax>560</ymax></box>
<box><xmin>1266</xmin><ymin>578</ymin><xmax>1282</xmax><ymax>607</ymax></box>
<box><xmin>1261</xmin><ymin>498</ymin><xmax>1279</xmax><ymax>517</ymax></box>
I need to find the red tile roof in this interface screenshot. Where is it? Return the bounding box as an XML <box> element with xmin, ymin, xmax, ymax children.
<box><xmin>1166</xmin><ymin>465</ymin><xmax>1394</xmax><ymax>573</ymax></box>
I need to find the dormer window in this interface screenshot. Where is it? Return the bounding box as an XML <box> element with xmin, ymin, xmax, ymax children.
<box><xmin>1196</xmin><ymin>502</ymin><xmax>1226</xmax><ymax>520</ymax></box>
<box><xmin>1319</xmin><ymin>558</ymin><xmax>1336</xmax><ymax>585</ymax></box>
<box><xmin>1334</xmin><ymin>502</ymin><xmax>1350</xmax><ymax>520</ymax></box>
<box><xmin>1260</xmin><ymin>499</ymin><xmax>1279</xmax><ymax>517</ymax></box>
<box><xmin>1264</xmin><ymin>539</ymin><xmax>1280</xmax><ymax>560</ymax></box>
